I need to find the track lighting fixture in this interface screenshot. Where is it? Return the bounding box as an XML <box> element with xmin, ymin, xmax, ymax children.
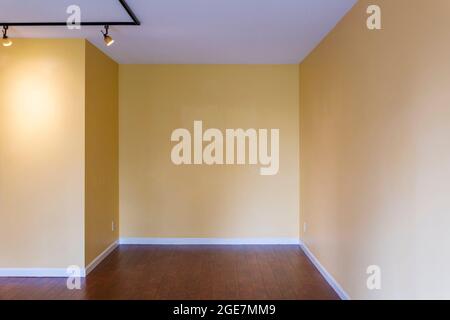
<box><xmin>2</xmin><ymin>26</ymin><xmax>12</xmax><ymax>47</ymax></box>
<box><xmin>0</xmin><ymin>1</ymin><xmax>139</xmax><ymax>47</ymax></box>
<box><xmin>101</xmin><ymin>25</ymin><xmax>114</xmax><ymax>46</ymax></box>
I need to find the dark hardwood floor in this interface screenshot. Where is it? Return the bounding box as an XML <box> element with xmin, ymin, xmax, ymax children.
<box><xmin>0</xmin><ymin>245</ymin><xmax>338</xmax><ymax>300</ymax></box>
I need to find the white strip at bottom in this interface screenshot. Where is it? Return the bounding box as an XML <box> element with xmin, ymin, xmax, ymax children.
<box><xmin>300</xmin><ymin>242</ymin><xmax>350</xmax><ymax>300</ymax></box>
<box><xmin>0</xmin><ymin>240</ymin><xmax>119</xmax><ymax>278</ymax></box>
<box><xmin>85</xmin><ymin>240</ymin><xmax>119</xmax><ymax>276</ymax></box>
<box><xmin>119</xmin><ymin>237</ymin><xmax>300</xmax><ymax>245</ymax></box>
<box><xmin>0</xmin><ymin>268</ymin><xmax>71</xmax><ymax>278</ymax></box>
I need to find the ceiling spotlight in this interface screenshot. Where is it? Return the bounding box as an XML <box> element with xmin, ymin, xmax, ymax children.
<box><xmin>101</xmin><ymin>25</ymin><xmax>114</xmax><ymax>46</ymax></box>
<box><xmin>2</xmin><ymin>26</ymin><xmax>12</xmax><ymax>47</ymax></box>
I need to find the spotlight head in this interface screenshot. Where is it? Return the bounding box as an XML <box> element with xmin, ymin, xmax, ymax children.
<box><xmin>2</xmin><ymin>26</ymin><xmax>12</xmax><ymax>47</ymax></box>
<box><xmin>104</xmin><ymin>35</ymin><xmax>114</xmax><ymax>46</ymax></box>
<box><xmin>101</xmin><ymin>25</ymin><xmax>114</xmax><ymax>46</ymax></box>
<box><xmin>2</xmin><ymin>38</ymin><xmax>12</xmax><ymax>47</ymax></box>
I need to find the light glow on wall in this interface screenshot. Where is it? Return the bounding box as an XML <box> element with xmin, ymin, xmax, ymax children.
<box><xmin>6</xmin><ymin>59</ymin><xmax>61</xmax><ymax>142</ymax></box>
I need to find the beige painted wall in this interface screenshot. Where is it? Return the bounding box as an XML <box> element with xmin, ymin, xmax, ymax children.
<box><xmin>85</xmin><ymin>42</ymin><xmax>119</xmax><ymax>266</ymax></box>
<box><xmin>120</xmin><ymin>65</ymin><xmax>299</xmax><ymax>239</ymax></box>
<box><xmin>300</xmin><ymin>0</ymin><xmax>450</xmax><ymax>299</ymax></box>
<box><xmin>0</xmin><ymin>39</ymin><xmax>86</xmax><ymax>268</ymax></box>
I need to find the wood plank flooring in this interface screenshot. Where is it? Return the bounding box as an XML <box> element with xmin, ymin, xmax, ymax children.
<box><xmin>0</xmin><ymin>245</ymin><xmax>339</xmax><ymax>300</ymax></box>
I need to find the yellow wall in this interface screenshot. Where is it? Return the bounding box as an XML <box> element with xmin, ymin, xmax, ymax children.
<box><xmin>119</xmin><ymin>65</ymin><xmax>299</xmax><ymax>239</ymax></box>
<box><xmin>300</xmin><ymin>0</ymin><xmax>450</xmax><ymax>299</ymax></box>
<box><xmin>85</xmin><ymin>42</ymin><xmax>119</xmax><ymax>266</ymax></box>
<box><xmin>0</xmin><ymin>39</ymin><xmax>119</xmax><ymax>270</ymax></box>
<box><xmin>0</xmin><ymin>39</ymin><xmax>86</xmax><ymax>268</ymax></box>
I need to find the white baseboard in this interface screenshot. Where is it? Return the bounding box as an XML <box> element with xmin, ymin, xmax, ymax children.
<box><xmin>0</xmin><ymin>268</ymin><xmax>71</xmax><ymax>278</ymax></box>
<box><xmin>119</xmin><ymin>237</ymin><xmax>300</xmax><ymax>245</ymax></box>
<box><xmin>0</xmin><ymin>240</ymin><xmax>118</xmax><ymax>278</ymax></box>
<box><xmin>300</xmin><ymin>242</ymin><xmax>350</xmax><ymax>300</ymax></box>
<box><xmin>85</xmin><ymin>240</ymin><xmax>119</xmax><ymax>276</ymax></box>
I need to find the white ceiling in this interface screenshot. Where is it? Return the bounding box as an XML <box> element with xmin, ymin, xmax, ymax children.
<box><xmin>0</xmin><ymin>0</ymin><xmax>357</xmax><ymax>64</ymax></box>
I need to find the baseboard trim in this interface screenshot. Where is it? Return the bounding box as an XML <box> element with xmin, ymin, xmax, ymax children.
<box><xmin>119</xmin><ymin>237</ymin><xmax>300</xmax><ymax>245</ymax></box>
<box><xmin>0</xmin><ymin>268</ymin><xmax>71</xmax><ymax>278</ymax></box>
<box><xmin>85</xmin><ymin>240</ymin><xmax>119</xmax><ymax>276</ymax></box>
<box><xmin>0</xmin><ymin>240</ymin><xmax>119</xmax><ymax>278</ymax></box>
<box><xmin>300</xmin><ymin>242</ymin><xmax>350</xmax><ymax>300</ymax></box>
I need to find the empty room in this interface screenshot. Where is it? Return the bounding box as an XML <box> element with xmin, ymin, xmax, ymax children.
<box><xmin>1</xmin><ymin>0</ymin><xmax>450</xmax><ymax>311</ymax></box>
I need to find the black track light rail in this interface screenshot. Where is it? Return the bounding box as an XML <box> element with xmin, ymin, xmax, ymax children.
<box><xmin>0</xmin><ymin>0</ymin><xmax>140</xmax><ymax>26</ymax></box>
